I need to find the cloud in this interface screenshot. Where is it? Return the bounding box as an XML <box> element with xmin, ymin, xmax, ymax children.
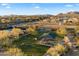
<box><xmin>1</xmin><ymin>3</ymin><xmax>8</xmax><ymax>6</ymax></box>
<box><xmin>6</xmin><ymin>6</ymin><xmax>11</xmax><ymax>8</ymax></box>
<box><xmin>65</xmin><ymin>4</ymin><xmax>73</xmax><ymax>7</ymax></box>
<box><xmin>34</xmin><ymin>6</ymin><xmax>40</xmax><ymax>9</ymax></box>
<box><xmin>69</xmin><ymin>9</ymin><xmax>75</xmax><ymax>12</ymax></box>
<box><xmin>0</xmin><ymin>3</ymin><xmax>11</xmax><ymax>9</ymax></box>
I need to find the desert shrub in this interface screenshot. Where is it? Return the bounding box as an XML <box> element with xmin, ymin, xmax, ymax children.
<box><xmin>0</xmin><ymin>30</ymin><xmax>10</xmax><ymax>45</ymax></box>
<box><xmin>46</xmin><ymin>47</ymin><xmax>59</xmax><ymax>56</ymax></box>
<box><xmin>54</xmin><ymin>43</ymin><xmax>66</xmax><ymax>55</ymax></box>
<box><xmin>75</xmin><ymin>37</ymin><xmax>79</xmax><ymax>47</ymax></box>
<box><xmin>46</xmin><ymin>44</ymin><xmax>66</xmax><ymax>56</ymax></box>
<box><xmin>63</xmin><ymin>36</ymin><xmax>72</xmax><ymax>49</ymax></box>
<box><xmin>56</xmin><ymin>27</ymin><xmax>67</xmax><ymax>37</ymax></box>
<box><xmin>4</xmin><ymin>47</ymin><xmax>24</xmax><ymax>56</ymax></box>
<box><xmin>10</xmin><ymin>28</ymin><xmax>23</xmax><ymax>37</ymax></box>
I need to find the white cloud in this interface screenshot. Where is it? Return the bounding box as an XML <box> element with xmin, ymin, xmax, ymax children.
<box><xmin>0</xmin><ymin>3</ymin><xmax>11</xmax><ymax>9</ymax></box>
<box><xmin>34</xmin><ymin>6</ymin><xmax>40</xmax><ymax>9</ymax></box>
<box><xmin>69</xmin><ymin>9</ymin><xmax>75</xmax><ymax>12</ymax></box>
<box><xmin>6</xmin><ymin>6</ymin><xmax>11</xmax><ymax>8</ymax></box>
<box><xmin>1</xmin><ymin>3</ymin><xmax>8</xmax><ymax>6</ymax></box>
<box><xmin>65</xmin><ymin>4</ymin><xmax>73</xmax><ymax>7</ymax></box>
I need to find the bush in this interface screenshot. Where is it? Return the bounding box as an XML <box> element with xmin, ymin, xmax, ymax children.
<box><xmin>4</xmin><ymin>47</ymin><xmax>24</xmax><ymax>56</ymax></box>
<box><xmin>0</xmin><ymin>30</ymin><xmax>10</xmax><ymax>45</ymax></box>
<box><xmin>54</xmin><ymin>43</ymin><xmax>66</xmax><ymax>55</ymax></box>
<box><xmin>46</xmin><ymin>44</ymin><xmax>66</xmax><ymax>56</ymax></box>
<box><xmin>47</xmin><ymin>47</ymin><xmax>59</xmax><ymax>56</ymax></box>
<box><xmin>56</xmin><ymin>27</ymin><xmax>67</xmax><ymax>37</ymax></box>
<box><xmin>10</xmin><ymin>28</ymin><xmax>23</xmax><ymax>37</ymax></box>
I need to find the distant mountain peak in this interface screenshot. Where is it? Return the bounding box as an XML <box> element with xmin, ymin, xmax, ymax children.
<box><xmin>67</xmin><ymin>11</ymin><xmax>79</xmax><ymax>14</ymax></box>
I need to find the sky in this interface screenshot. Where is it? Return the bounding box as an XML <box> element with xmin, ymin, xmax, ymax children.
<box><xmin>0</xmin><ymin>3</ymin><xmax>79</xmax><ymax>15</ymax></box>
